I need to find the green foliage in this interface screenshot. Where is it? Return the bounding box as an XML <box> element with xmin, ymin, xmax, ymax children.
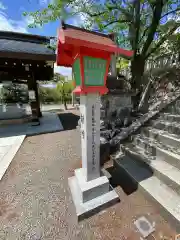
<box><xmin>1</xmin><ymin>84</ymin><xmax>29</xmax><ymax>104</ymax></box>
<box><xmin>56</xmin><ymin>80</ymin><xmax>73</xmax><ymax>94</ymax></box>
<box><xmin>39</xmin><ymin>73</ymin><xmax>73</xmax><ymax>103</ymax></box>
<box><xmin>24</xmin><ymin>0</ymin><xmax>180</xmax><ymax>58</ymax></box>
<box><xmin>116</xmin><ymin>58</ymin><xmax>129</xmax><ymax>70</ymax></box>
<box><xmin>39</xmin><ymin>86</ymin><xmax>72</xmax><ymax>103</ymax></box>
<box><xmin>24</xmin><ymin>0</ymin><xmax>180</xmax><ymax>91</ymax></box>
<box><xmin>39</xmin><ymin>87</ymin><xmax>60</xmax><ymax>103</ymax></box>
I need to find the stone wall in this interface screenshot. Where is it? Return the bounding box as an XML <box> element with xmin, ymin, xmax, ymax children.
<box><xmin>101</xmin><ymin>91</ymin><xmax>134</xmax><ymax>119</ymax></box>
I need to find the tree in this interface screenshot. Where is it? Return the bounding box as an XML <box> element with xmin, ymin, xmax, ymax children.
<box><xmin>24</xmin><ymin>0</ymin><xmax>180</xmax><ymax>101</ymax></box>
<box><xmin>54</xmin><ymin>73</ymin><xmax>73</xmax><ymax>109</ymax></box>
<box><xmin>39</xmin><ymin>87</ymin><xmax>61</xmax><ymax>103</ymax></box>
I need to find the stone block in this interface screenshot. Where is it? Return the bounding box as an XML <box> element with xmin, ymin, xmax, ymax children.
<box><xmin>75</xmin><ymin>168</ymin><xmax>109</xmax><ymax>203</ymax></box>
<box><xmin>68</xmin><ymin>172</ymin><xmax>119</xmax><ymax>221</ymax></box>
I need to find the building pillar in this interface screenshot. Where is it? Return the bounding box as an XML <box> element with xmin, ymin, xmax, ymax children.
<box><xmin>27</xmin><ymin>76</ymin><xmax>42</xmax><ymax>121</ymax></box>
<box><xmin>34</xmin><ymin>82</ymin><xmax>42</xmax><ymax>118</ymax></box>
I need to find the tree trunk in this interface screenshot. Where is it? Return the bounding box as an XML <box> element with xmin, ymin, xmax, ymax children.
<box><xmin>130</xmin><ymin>55</ymin><xmax>146</xmax><ymax>108</ymax></box>
<box><xmin>62</xmin><ymin>91</ymin><xmax>67</xmax><ymax>110</ymax></box>
<box><xmin>64</xmin><ymin>101</ymin><xmax>67</xmax><ymax>110</ymax></box>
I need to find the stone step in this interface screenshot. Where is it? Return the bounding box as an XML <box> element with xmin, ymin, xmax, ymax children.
<box><xmin>152</xmin><ymin>119</ymin><xmax>180</xmax><ymax>135</ymax></box>
<box><xmin>114</xmin><ymin>155</ymin><xmax>180</xmax><ymax>229</ymax></box>
<box><xmin>160</xmin><ymin>113</ymin><xmax>180</xmax><ymax>122</ymax></box>
<box><xmin>142</xmin><ymin>127</ymin><xmax>180</xmax><ymax>149</ymax></box>
<box><xmin>164</xmin><ymin>101</ymin><xmax>180</xmax><ymax>115</ymax></box>
<box><xmin>121</xmin><ymin>144</ymin><xmax>180</xmax><ymax>192</ymax></box>
<box><xmin>132</xmin><ymin>135</ymin><xmax>180</xmax><ymax>169</ymax></box>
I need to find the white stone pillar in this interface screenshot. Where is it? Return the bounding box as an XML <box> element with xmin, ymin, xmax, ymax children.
<box><xmin>80</xmin><ymin>93</ymin><xmax>100</xmax><ymax>181</ymax></box>
<box><xmin>68</xmin><ymin>92</ymin><xmax>119</xmax><ymax>220</ymax></box>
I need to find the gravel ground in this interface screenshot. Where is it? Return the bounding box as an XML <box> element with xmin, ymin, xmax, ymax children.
<box><xmin>0</xmin><ymin>111</ymin><xmax>177</xmax><ymax>240</ymax></box>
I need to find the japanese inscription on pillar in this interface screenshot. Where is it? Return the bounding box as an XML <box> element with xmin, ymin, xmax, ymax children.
<box><xmin>80</xmin><ymin>113</ymin><xmax>85</xmax><ymax>139</ymax></box>
<box><xmin>92</xmin><ymin>104</ymin><xmax>96</xmax><ymax>170</ymax></box>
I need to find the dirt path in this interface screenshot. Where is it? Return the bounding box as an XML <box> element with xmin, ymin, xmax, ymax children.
<box><xmin>0</xmin><ymin>124</ymin><xmax>177</xmax><ymax>239</ymax></box>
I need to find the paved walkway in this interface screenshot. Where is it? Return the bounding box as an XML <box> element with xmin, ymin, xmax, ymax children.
<box><xmin>0</xmin><ymin>112</ymin><xmax>63</xmax><ymax>137</ymax></box>
<box><xmin>0</xmin><ymin>115</ymin><xmax>177</xmax><ymax>239</ymax></box>
<box><xmin>0</xmin><ymin>112</ymin><xmax>63</xmax><ymax>181</ymax></box>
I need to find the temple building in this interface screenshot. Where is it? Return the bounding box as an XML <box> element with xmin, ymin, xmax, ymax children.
<box><xmin>0</xmin><ymin>30</ymin><xmax>56</xmax><ymax>120</ymax></box>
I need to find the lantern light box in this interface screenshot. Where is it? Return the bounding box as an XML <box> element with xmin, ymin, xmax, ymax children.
<box><xmin>72</xmin><ymin>50</ymin><xmax>111</xmax><ymax>95</ymax></box>
<box><xmin>73</xmin><ymin>56</ymin><xmax>107</xmax><ymax>86</ymax></box>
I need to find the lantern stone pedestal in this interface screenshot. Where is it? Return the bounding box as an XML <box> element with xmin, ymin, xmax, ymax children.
<box><xmin>68</xmin><ymin>93</ymin><xmax>119</xmax><ymax>220</ymax></box>
<box><xmin>57</xmin><ymin>22</ymin><xmax>133</xmax><ymax>220</ymax></box>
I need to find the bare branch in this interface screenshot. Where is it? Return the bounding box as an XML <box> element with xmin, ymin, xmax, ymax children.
<box><xmin>161</xmin><ymin>6</ymin><xmax>180</xmax><ymax>19</ymax></box>
<box><xmin>83</xmin><ymin>10</ymin><xmax>106</xmax><ymax>17</ymax></box>
<box><xmin>103</xmin><ymin>19</ymin><xmax>130</xmax><ymax>28</ymax></box>
<box><xmin>140</xmin><ymin>27</ymin><xmax>148</xmax><ymax>42</ymax></box>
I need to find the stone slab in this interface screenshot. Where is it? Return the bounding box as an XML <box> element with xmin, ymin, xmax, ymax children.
<box><xmin>114</xmin><ymin>156</ymin><xmax>180</xmax><ymax>228</ymax></box>
<box><xmin>75</xmin><ymin>168</ymin><xmax>109</xmax><ymax>203</ymax></box>
<box><xmin>134</xmin><ymin>135</ymin><xmax>180</xmax><ymax>170</ymax></box>
<box><xmin>0</xmin><ymin>136</ymin><xmax>21</xmax><ymax>146</ymax></box>
<box><xmin>123</xmin><ymin>144</ymin><xmax>180</xmax><ymax>192</ymax></box>
<box><xmin>68</xmin><ymin>176</ymin><xmax>119</xmax><ymax>221</ymax></box>
<box><xmin>0</xmin><ymin>146</ymin><xmax>11</xmax><ymax>161</ymax></box>
<box><xmin>143</xmin><ymin>127</ymin><xmax>180</xmax><ymax>149</ymax></box>
<box><xmin>0</xmin><ymin>135</ymin><xmax>25</xmax><ymax>180</ymax></box>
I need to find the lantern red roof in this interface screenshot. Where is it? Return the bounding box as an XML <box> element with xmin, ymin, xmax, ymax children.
<box><xmin>56</xmin><ymin>22</ymin><xmax>133</xmax><ymax>67</ymax></box>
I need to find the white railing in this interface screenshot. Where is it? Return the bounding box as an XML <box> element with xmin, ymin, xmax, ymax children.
<box><xmin>118</xmin><ymin>53</ymin><xmax>179</xmax><ymax>80</ymax></box>
<box><xmin>145</xmin><ymin>54</ymin><xmax>179</xmax><ymax>72</ymax></box>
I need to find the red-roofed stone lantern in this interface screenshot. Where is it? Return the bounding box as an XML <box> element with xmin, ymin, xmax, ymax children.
<box><xmin>57</xmin><ymin>22</ymin><xmax>133</xmax><ymax>219</ymax></box>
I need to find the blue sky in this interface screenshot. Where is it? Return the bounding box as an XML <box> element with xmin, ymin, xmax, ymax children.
<box><xmin>0</xmin><ymin>0</ymin><xmax>82</xmax><ymax>76</ymax></box>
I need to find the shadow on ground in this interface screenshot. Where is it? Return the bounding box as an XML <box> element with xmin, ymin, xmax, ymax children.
<box><xmin>58</xmin><ymin>112</ymin><xmax>80</xmax><ymax>130</ymax></box>
<box><xmin>106</xmin><ymin>166</ymin><xmax>138</xmax><ymax>195</ymax></box>
<box><xmin>106</xmin><ymin>158</ymin><xmax>153</xmax><ymax>196</ymax></box>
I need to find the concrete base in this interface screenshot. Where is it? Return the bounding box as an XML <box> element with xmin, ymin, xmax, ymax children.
<box><xmin>68</xmin><ymin>168</ymin><xmax>119</xmax><ymax>221</ymax></box>
<box><xmin>0</xmin><ymin>112</ymin><xmax>63</xmax><ymax>137</ymax></box>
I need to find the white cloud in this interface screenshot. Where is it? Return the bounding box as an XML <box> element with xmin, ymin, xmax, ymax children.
<box><xmin>67</xmin><ymin>13</ymin><xmax>87</xmax><ymax>27</ymax></box>
<box><xmin>0</xmin><ymin>3</ymin><xmax>32</xmax><ymax>33</ymax></box>
<box><xmin>39</xmin><ymin>0</ymin><xmax>48</xmax><ymax>6</ymax></box>
<box><xmin>54</xmin><ymin>63</ymin><xmax>72</xmax><ymax>77</ymax></box>
<box><xmin>0</xmin><ymin>1</ymin><xmax>6</xmax><ymax>10</ymax></box>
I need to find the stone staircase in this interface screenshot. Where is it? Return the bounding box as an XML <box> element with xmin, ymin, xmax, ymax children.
<box><xmin>114</xmin><ymin>99</ymin><xmax>180</xmax><ymax>229</ymax></box>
